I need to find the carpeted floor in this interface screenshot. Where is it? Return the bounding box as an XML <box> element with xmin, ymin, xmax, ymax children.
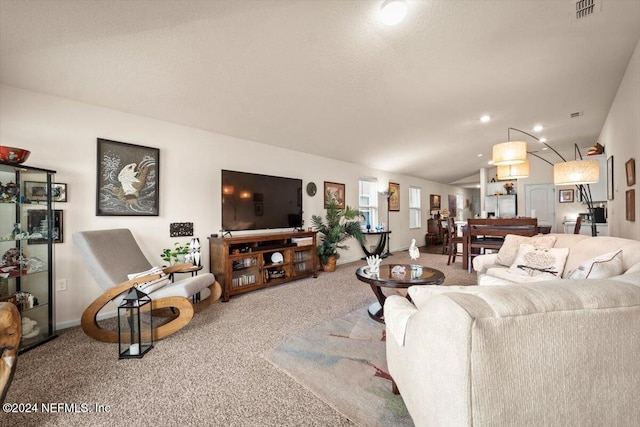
<box><xmin>3</xmin><ymin>247</ymin><xmax>475</xmax><ymax>426</ymax></box>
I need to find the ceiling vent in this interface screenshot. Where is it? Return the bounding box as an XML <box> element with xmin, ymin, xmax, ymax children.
<box><xmin>575</xmin><ymin>0</ymin><xmax>599</xmax><ymax>20</ymax></box>
<box><xmin>570</xmin><ymin>111</ymin><xmax>583</xmax><ymax>118</ymax></box>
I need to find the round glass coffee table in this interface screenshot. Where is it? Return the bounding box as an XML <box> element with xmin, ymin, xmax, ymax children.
<box><xmin>355</xmin><ymin>264</ymin><xmax>445</xmax><ymax>323</ymax></box>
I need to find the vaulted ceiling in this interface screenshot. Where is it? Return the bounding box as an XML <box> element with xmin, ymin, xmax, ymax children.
<box><xmin>1</xmin><ymin>0</ymin><xmax>639</xmax><ymax>184</ymax></box>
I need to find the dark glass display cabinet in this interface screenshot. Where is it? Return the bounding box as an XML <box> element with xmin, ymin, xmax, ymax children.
<box><xmin>0</xmin><ymin>162</ymin><xmax>57</xmax><ymax>352</ymax></box>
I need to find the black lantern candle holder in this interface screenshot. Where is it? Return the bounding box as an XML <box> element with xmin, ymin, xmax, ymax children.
<box><xmin>118</xmin><ymin>287</ymin><xmax>153</xmax><ymax>359</ymax></box>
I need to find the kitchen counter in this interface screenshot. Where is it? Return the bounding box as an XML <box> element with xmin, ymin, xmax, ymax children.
<box><xmin>563</xmin><ymin>221</ymin><xmax>608</xmax><ymax>236</ymax></box>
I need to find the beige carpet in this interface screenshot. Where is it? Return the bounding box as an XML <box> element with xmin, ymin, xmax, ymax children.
<box><xmin>4</xmin><ymin>248</ymin><xmax>475</xmax><ymax>426</ymax></box>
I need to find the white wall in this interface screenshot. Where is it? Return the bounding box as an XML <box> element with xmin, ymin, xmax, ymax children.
<box><xmin>598</xmin><ymin>40</ymin><xmax>640</xmax><ymax>241</ymax></box>
<box><xmin>0</xmin><ymin>84</ymin><xmax>473</xmax><ymax>328</ymax></box>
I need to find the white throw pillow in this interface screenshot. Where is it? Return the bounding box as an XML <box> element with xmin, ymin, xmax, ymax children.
<box><xmin>508</xmin><ymin>244</ymin><xmax>569</xmax><ymax>279</ymax></box>
<box><xmin>567</xmin><ymin>250</ymin><xmax>623</xmax><ymax>280</ymax></box>
<box><xmin>496</xmin><ymin>234</ymin><xmax>557</xmax><ymax>266</ymax></box>
<box><xmin>128</xmin><ymin>266</ymin><xmax>170</xmax><ymax>294</ymax></box>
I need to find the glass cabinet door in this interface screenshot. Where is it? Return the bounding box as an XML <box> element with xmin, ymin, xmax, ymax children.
<box><xmin>0</xmin><ymin>162</ymin><xmax>57</xmax><ymax>352</ymax></box>
<box><xmin>230</xmin><ymin>255</ymin><xmax>259</xmax><ymax>288</ymax></box>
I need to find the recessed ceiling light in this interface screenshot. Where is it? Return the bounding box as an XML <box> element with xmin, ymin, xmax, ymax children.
<box><xmin>533</xmin><ymin>124</ymin><xmax>543</xmax><ymax>132</ymax></box>
<box><xmin>480</xmin><ymin>115</ymin><xmax>491</xmax><ymax>123</ymax></box>
<box><xmin>488</xmin><ymin>160</ymin><xmax>494</xmax><ymax>165</ymax></box>
<box><xmin>477</xmin><ymin>153</ymin><xmax>483</xmax><ymax>157</ymax></box>
<box><xmin>380</xmin><ymin>0</ymin><xmax>408</xmax><ymax>25</ymax></box>
<box><xmin>542</xmin><ymin>147</ymin><xmax>548</xmax><ymax>151</ymax></box>
<box><xmin>539</xmin><ymin>137</ymin><xmax>547</xmax><ymax>143</ymax></box>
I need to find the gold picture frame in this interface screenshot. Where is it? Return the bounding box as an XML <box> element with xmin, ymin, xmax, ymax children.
<box><xmin>388</xmin><ymin>182</ymin><xmax>400</xmax><ymax>211</ymax></box>
<box><xmin>324</xmin><ymin>181</ymin><xmax>345</xmax><ymax>209</ymax></box>
<box><xmin>430</xmin><ymin>194</ymin><xmax>441</xmax><ymax>210</ymax></box>
<box><xmin>625</xmin><ymin>158</ymin><xmax>636</xmax><ymax>186</ymax></box>
<box><xmin>626</xmin><ymin>189</ymin><xmax>635</xmax><ymax>222</ymax></box>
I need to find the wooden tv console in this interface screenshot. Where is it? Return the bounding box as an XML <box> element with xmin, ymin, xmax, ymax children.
<box><xmin>208</xmin><ymin>231</ymin><xmax>318</xmax><ymax>302</ymax></box>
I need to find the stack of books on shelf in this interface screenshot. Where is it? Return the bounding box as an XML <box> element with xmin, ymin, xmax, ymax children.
<box><xmin>232</xmin><ymin>273</ymin><xmax>256</xmax><ymax>288</ymax></box>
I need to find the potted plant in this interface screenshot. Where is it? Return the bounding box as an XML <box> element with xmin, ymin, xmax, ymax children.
<box><xmin>160</xmin><ymin>242</ymin><xmax>190</xmax><ymax>265</ymax></box>
<box><xmin>311</xmin><ymin>194</ymin><xmax>365</xmax><ymax>272</ymax></box>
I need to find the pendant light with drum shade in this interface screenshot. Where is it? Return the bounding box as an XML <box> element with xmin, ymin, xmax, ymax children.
<box><xmin>497</xmin><ymin>159</ymin><xmax>530</xmax><ymax>180</ymax></box>
<box><xmin>491</xmin><ymin>127</ymin><xmax>600</xmax><ymax>236</ymax></box>
<box><xmin>492</xmin><ymin>141</ymin><xmax>528</xmax><ymax>165</ymax></box>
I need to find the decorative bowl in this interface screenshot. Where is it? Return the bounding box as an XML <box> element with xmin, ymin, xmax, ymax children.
<box><xmin>0</xmin><ymin>146</ymin><xmax>31</xmax><ymax>164</ymax></box>
<box><xmin>270</xmin><ymin>252</ymin><xmax>284</xmax><ymax>264</ymax></box>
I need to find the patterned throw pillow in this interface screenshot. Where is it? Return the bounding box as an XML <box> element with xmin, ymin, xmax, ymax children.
<box><xmin>127</xmin><ymin>266</ymin><xmax>171</xmax><ymax>294</ymax></box>
<box><xmin>567</xmin><ymin>250</ymin><xmax>623</xmax><ymax>280</ymax></box>
<box><xmin>508</xmin><ymin>244</ymin><xmax>569</xmax><ymax>279</ymax></box>
<box><xmin>496</xmin><ymin>234</ymin><xmax>557</xmax><ymax>266</ymax></box>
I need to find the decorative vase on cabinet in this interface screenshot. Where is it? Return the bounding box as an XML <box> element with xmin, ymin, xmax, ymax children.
<box><xmin>0</xmin><ymin>161</ymin><xmax>57</xmax><ymax>352</ymax></box>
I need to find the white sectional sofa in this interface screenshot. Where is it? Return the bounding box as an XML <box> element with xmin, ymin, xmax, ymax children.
<box><xmin>472</xmin><ymin>233</ymin><xmax>640</xmax><ymax>285</ymax></box>
<box><xmin>384</xmin><ymin>234</ymin><xmax>640</xmax><ymax>426</ymax></box>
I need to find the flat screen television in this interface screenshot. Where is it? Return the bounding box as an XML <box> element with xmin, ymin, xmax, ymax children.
<box><xmin>221</xmin><ymin>170</ymin><xmax>303</xmax><ymax>231</ymax></box>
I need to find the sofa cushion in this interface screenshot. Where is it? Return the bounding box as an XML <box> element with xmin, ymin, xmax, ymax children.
<box><xmin>477</xmin><ymin>273</ymin><xmax>516</xmax><ymax>286</ymax></box>
<box><xmin>560</xmin><ymin>236</ymin><xmax>640</xmax><ymax>278</ymax></box>
<box><xmin>612</xmin><ymin>270</ymin><xmax>640</xmax><ymax>286</ymax></box>
<box><xmin>480</xmin><ymin>267</ymin><xmax>557</xmax><ymax>285</ymax></box>
<box><xmin>508</xmin><ymin>244</ymin><xmax>569</xmax><ymax>279</ymax></box>
<box><xmin>567</xmin><ymin>250</ymin><xmax>623</xmax><ymax>280</ymax></box>
<box><xmin>626</xmin><ymin>262</ymin><xmax>640</xmax><ymax>274</ymax></box>
<box><xmin>496</xmin><ymin>234</ymin><xmax>557</xmax><ymax>266</ymax></box>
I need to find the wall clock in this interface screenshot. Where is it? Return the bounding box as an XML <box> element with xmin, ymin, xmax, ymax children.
<box><xmin>306</xmin><ymin>182</ymin><xmax>317</xmax><ymax>197</ymax></box>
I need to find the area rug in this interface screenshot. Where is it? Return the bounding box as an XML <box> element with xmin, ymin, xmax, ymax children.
<box><xmin>263</xmin><ymin>307</ymin><xmax>414</xmax><ymax>427</ymax></box>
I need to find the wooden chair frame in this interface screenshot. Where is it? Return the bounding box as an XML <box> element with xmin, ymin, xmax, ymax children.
<box><xmin>574</xmin><ymin>216</ymin><xmax>583</xmax><ymax>234</ymax></box>
<box><xmin>81</xmin><ymin>264</ymin><xmax>222</xmax><ymax>343</ymax></box>
<box><xmin>74</xmin><ymin>229</ymin><xmax>222</xmax><ymax>344</ymax></box>
<box><xmin>446</xmin><ymin>217</ymin><xmax>465</xmax><ymax>265</ymax></box>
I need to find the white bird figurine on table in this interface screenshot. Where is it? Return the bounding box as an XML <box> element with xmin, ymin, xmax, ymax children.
<box><xmin>408</xmin><ymin>239</ymin><xmax>419</xmax><ymax>261</ymax></box>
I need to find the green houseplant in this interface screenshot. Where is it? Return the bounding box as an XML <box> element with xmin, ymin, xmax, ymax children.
<box><xmin>311</xmin><ymin>194</ymin><xmax>365</xmax><ymax>272</ymax></box>
<box><xmin>160</xmin><ymin>241</ymin><xmax>190</xmax><ymax>265</ymax></box>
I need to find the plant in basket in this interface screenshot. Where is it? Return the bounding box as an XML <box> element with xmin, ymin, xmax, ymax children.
<box><xmin>311</xmin><ymin>194</ymin><xmax>365</xmax><ymax>272</ymax></box>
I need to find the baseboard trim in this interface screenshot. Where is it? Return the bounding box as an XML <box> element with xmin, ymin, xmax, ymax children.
<box><xmin>56</xmin><ymin>310</ymin><xmax>116</xmax><ymax>331</ymax></box>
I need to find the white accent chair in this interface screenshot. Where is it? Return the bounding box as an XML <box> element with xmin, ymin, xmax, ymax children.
<box><xmin>73</xmin><ymin>228</ymin><xmax>221</xmax><ymax>342</ymax></box>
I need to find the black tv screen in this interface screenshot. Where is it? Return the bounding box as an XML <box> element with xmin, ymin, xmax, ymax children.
<box><xmin>221</xmin><ymin>170</ymin><xmax>302</xmax><ymax>231</ymax></box>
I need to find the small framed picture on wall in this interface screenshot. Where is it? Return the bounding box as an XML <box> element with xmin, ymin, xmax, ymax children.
<box><xmin>388</xmin><ymin>182</ymin><xmax>400</xmax><ymax>211</ymax></box>
<box><xmin>324</xmin><ymin>181</ymin><xmax>345</xmax><ymax>209</ymax></box>
<box><xmin>430</xmin><ymin>194</ymin><xmax>441</xmax><ymax>210</ymax></box>
<box><xmin>559</xmin><ymin>189</ymin><xmax>574</xmax><ymax>203</ymax></box>
<box><xmin>607</xmin><ymin>156</ymin><xmax>614</xmax><ymax>200</ymax></box>
<box><xmin>625</xmin><ymin>158</ymin><xmax>636</xmax><ymax>186</ymax></box>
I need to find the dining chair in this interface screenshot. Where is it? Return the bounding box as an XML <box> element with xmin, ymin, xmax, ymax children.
<box><xmin>574</xmin><ymin>216</ymin><xmax>582</xmax><ymax>234</ymax></box>
<box><xmin>446</xmin><ymin>217</ymin><xmax>464</xmax><ymax>265</ymax></box>
<box><xmin>466</xmin><ymin>218</ymin><xmax>538</xmax><ymax>272</ymax></box>
<box><xmin>439</xmin><ymin>219</ymin><xmax>448</xmax><ymax>254</ymax></box>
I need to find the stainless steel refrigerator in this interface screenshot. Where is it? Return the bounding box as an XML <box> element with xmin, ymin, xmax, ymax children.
<box><xmin>485</xmin><ymin>195</ymin><xmax>517</xmax><ymax>218</ymax></box>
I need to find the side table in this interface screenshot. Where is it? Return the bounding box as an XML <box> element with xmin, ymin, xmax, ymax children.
<box><xmin>360</xmin><ymin>231</ymin><xmax>392</xmax><ymax>259</ymax></box>
<box><xmin>170</xmin><ymin>265</ymin><xmax>203</xmax><ymax>282</ymax></box>
<box><xmin>170</xmin><ymin>265</ymin><xmax>203</xmax><ymax>303</ymax></box>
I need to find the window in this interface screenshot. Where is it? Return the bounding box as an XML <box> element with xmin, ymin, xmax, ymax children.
<box><xmin>409</xmin><ymin>186</ymin><xmax>421</xmax><ymax>229</ymax></box>
<box><xmin>359</xmin><ymin>179</ymin><xmax>378</xmax><ymax>229</ymax></box>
